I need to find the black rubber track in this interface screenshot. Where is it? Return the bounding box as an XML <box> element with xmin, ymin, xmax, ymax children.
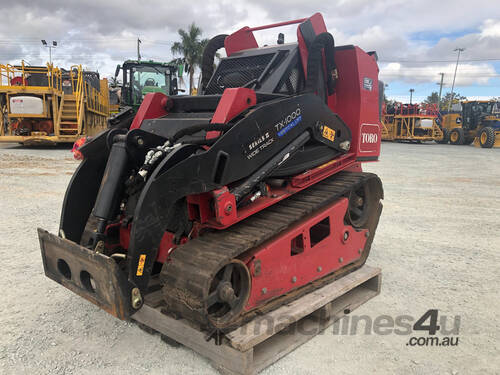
<box><xmin>160</xmin><ymin>171</ymin><xmax>383</xmax><ymax>330</ymax></box>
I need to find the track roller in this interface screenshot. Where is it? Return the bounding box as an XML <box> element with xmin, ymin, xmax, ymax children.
<box><xmin>206</xmin><ymin>260</ymin><xmax>251</xmax><ymax>327</ymax></box>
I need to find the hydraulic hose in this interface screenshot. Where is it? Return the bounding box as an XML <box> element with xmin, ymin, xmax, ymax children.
<box><xmin>93</xmin><ymin>140</ymin><xmax>128</xmax><ymax>221</ymax></box>
<box><xmin>304</xmin><ymin>32</ymin><xmax>337</xmax><ymax>96</ymax></box>
<box><xmin>201</xmin><ymin>34</ymin><xmax>228</xmax><ymax>94</ymax></box>
<box><xmin>231</xmin><ymin>131</ymin><xmax>311</xmax><ymax>202</ymax></box>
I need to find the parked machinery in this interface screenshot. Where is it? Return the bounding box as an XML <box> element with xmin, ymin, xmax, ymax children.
<box><xmin>106</xmin><ymin>60</ymin><xmax>180</xmax><ymax>131</ymax></box>
<box><xmin>0</xmin><ymin>62</ymin><xmax>110</xmax><ymax>145</ymax></box>
<box><xmin>441</xmin><ymin>100</ymin><xmax>500</xmax><ymax>148</ymax></box>
<box><xmin>38</xmin><ymin>13</ymin><xmax>383</xmax><ymax>334</ymax></box>
<box><xmin>381</xmin><ymin>102</ymin><xmax>444</xmax><ymax>143</ymax></box>
<box><xmin>108</xmin><ymin>87</ymin><xmax>121</xmax><ymax>115</ymax></box>
<box><xmin>114</xmin><ymin>60</ymin><xmax>179</xmax><ymax>110</ymax></box>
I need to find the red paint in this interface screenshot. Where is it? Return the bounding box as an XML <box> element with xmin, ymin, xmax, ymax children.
<box><xmin>247</xmin><ymin>18</ymin><xmax>308</xmax><ymax>32</ymax></box>
<box><xmin>210</xmin><ymin>187</ymin><xmax>237</xmax><ymax>227</ymax></box>
<box><xmin>130</xmin><ymin>92</ymin><xmax>169</xmax><ymax>130</ymax></box>
<box><xmin>207</xmin><ymin>88</ymin><xmax>256</xmax><ymax>139</ymax></box>
<box><xmin>388</xmin><ymin>103</ymin><xmax>439</xmax><ymax>117</ymax></box>
<box><xmin>155</xmin><ymin>232</ymin><xmax>176</xmax><ymax>264</ymax></box>
<box><xmin>187</xmin><ymin>187</ymin><xmax>237</xmax><ymax>227</ymax></box>
<box><xmin>358</xmin><ymin>124</ymin><xmax>381</xmax><ymax>156</ymax></box>
<box><xmin>71</xmin><ymin>137</ymin><xmax>87</xmax><ymax>160</ymax></box>
<box><xmin>334</xmin><ymin>46</ymin><xmax>380</xmax><ymax>160</ymax></box>
<box><xmin>243</xmin><ymin>197</ymin><xmax>367</xmax><ymax>310</ymax></box>
<box><xmin>211</xmin><ymin>88</ymin><xmax>256</xmax><ymax>124</ymax></box>
<box><xmin>119</xmin><ymin>224</ymin><xmax>178</xmax><ymax>263</ymax></box>
<box><xmin>225</xmin><ymin>18</ymin><xmax>312</xmax><ymax>56</ymax></box>
<box><xmin>183</xmin><ymin>153</ymin><xmax>360</xmax><ymax>231</ymax></box>
<box><xmin>343</xmin><ymin>162</ymin><xmax>362</xmax><ymax>172</ymax></box>
<box><xmin>187</xmin><ymin>192</ymin><xmax>214</xmax><ymax>223</ymax></box>
<box><xmin>225</xmin><ymin>13</ymin><xmax>323</xmax><ymax>60</ymax></box>
<box><xmin>10</xmin><ymin>76</ymin><xmax>27</xmax><ymax>86</ymax></box>
<box><xmin>225</xmin><ymin>27</ymin><xmax>259</xmax><ymax>56</ymax></box>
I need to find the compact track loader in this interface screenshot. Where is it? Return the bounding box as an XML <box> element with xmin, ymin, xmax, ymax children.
<box><xmin>38</xmin><ymin>13</ymin><xmax>383</xmax><ymax>333</ymax></box>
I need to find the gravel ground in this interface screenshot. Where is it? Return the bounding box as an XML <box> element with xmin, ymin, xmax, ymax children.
<box><xmin>0</xmin><ymin>141</ymin><xmax>499</xmax><ymax>374</ymax></box>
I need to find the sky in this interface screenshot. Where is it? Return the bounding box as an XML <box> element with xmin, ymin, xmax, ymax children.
<box><xmin>1</xmin><ymin>0</ymin><xmax>500</xmax><ymax>103</ymax></box>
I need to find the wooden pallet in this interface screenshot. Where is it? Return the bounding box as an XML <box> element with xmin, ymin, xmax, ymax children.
<box><xmin>132</xmin><ymin>265</ymin><xmax>381</xmax><ymax>375</ymax></box>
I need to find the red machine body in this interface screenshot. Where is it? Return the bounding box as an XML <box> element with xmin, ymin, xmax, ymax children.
<box><xmin>40</xmin><ymin>13</ymin><xmax>383</xmax><ymax>328</ymax></box>
<box><xmin>334</xmin><ymin>47</ymin><xmax>381</xmax><ymax>159</ymax></box>
<box><xmin>242</xmin><ymin>197</ymin><xmax>367</xmax><ymax>309</ymax></box>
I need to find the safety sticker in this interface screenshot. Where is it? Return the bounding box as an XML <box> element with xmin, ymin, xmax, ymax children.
<box><xmin>136</xmin><ymin>254</ymin><xmax>146</xmax><ymax>276</ymax></box>
<box><xmin>322</xmin><ymin>126</ymin><xmax>336</xmax><ymax>142</ymax></box>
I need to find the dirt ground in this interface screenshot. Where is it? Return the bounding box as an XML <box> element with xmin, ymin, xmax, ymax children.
<box><xmin>0</xmin><ymin>141</ymin><xmax>499</xmax><ymax>374</ymax></box>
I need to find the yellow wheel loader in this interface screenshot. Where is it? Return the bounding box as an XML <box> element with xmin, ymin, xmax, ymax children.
<box><xmin>440</xmin><ymin>100</ymin><xmax>500</xmax><ymax>148</ymax></box>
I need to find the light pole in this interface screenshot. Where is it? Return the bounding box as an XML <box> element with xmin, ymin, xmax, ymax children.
<box><xmin>409</xmin><ymin>88</ymin><xmax>415</xmax><ymax>104</ymax></box>
<box><xmin>437</xmin><ymin>72</ymin><xmax>444</xmax><ymax>109</ymax></box>
<box><xmin>41</xmin><ymin>40</ymin><xmax>57</xmax><ymax>64</ymax></box>
<box><xmin>448</xmin><ymin>47</ymin><xmax>465</xmax><ymax>112</ymax></box>
<box><xmin>137</xmin><ymin>37</ymin><xmax>142</xmax><ymax>62</ymax></box>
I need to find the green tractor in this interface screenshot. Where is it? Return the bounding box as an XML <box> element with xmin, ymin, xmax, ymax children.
<box><xmin>115</xmin><ymin>60</ymin><xmax>180</xmax><ymax>111</ymax></box>
<box><xmin>109</xmin><ymin>60</ymin><xmax>181</xmax><ymax>128</ymax></box>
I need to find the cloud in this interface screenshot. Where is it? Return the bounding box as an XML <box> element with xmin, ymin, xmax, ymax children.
<box><xmin>237</xmin><ymin>2</ymin><xmax>500</xmax><ymax>86</ymax></box>
<box><xmin>480</xmin><ymin>19</ymin><xmax>500</xmax><ymax>38</ymax></box>
<box><xmin>380</xmin><ymin>62</ymin><xmax>497</xmax><ymax>86</ymax></box>
<box><xmin>374</xmin><ymin>17</ymin><xmax>500</xmax><ymax>86</ymax></box>
<box><xmin>0</xmin><ymin>0</ymin><xmax>498</xmax><ymax>89</ymax></box>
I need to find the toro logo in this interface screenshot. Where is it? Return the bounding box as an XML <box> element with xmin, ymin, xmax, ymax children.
<box><xmin>362</xmin><ymin>132</ymin><xmax>378</xmax><ymax>143</ymax></box>
<box><xmin>358</xmin><ymin>124</ymin><xmax>380</xmax><ymax>155</ymax></box>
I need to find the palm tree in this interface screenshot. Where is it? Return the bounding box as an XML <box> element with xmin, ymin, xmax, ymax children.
<box><xmin>108</xmin><ymin>76</ymin><xmax>120</xmax><ymax>88</ymax></box>
<box><xmin>171</xmin><ymin>23</ymin><xmax>208</xmax><ymax>95</ymax></box>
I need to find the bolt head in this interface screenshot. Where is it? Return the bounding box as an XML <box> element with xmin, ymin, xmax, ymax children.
<box><xmin>218</xmin><ymin>282</ymin><xmax>235</xmax><ymax>302</ymax></box>
<box><xmin>317</xmin><ymin>266</ymin><xmax>322</xmax><ymax>272</ymax></box>
<box><xmin>339</xmin><ymin>257</ymin><xmax>343</xmax><ymax>263</ymax></box>
<box><xmin>358</xmin><ymin>248</ymin><xmax>363</xmax><ymax>254</ymax></box>
<box><xmin>343</xmin><ymin>231</ymin><xmax>349</xmax><ymax>241</ymax></box>
<box><xmin>365</xmin><ymin>230</ymin><xmax>370</xmax><ymax>238</ymax></box>
<box><xmin>339</xmin><ymin>140</ymin><xmax>351</xmax><ymax>151</ymax></box>
<box><xmin>261</xmin><ymin>287</ymin><xmax>267</xmax><ymax>295</ymax></box>
<box><xmin>131</xmin><ymin>287</ymin><xmax>142</xmax><ymax>309</ymax></box>
<box><xmin>291</xmin><ymin>276</ymin><xmax>297</xmax><ymax>283</ymax></box>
